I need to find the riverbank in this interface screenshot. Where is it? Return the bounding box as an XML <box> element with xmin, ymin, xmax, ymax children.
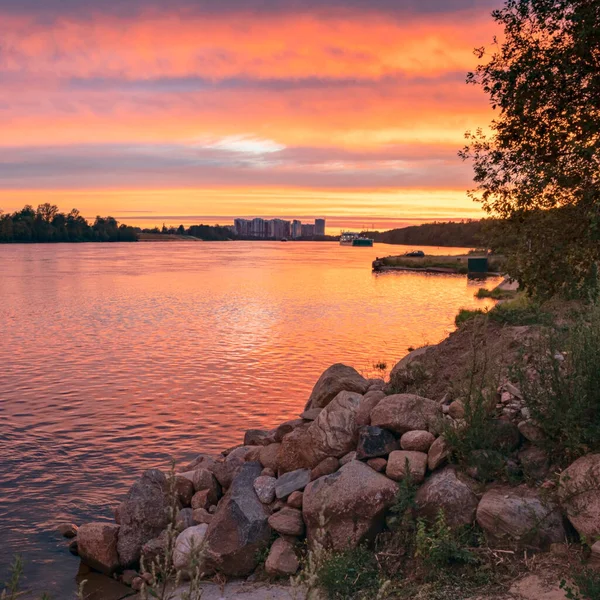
<box><xmin>53</xmin><ymin>301</ymin><xmax>600</xmax><ymax>600</ymax></box>
<box><xmin>372</xmin><ymin>253</ymin><xmax>506</xmax><ymax>275</ymax></box>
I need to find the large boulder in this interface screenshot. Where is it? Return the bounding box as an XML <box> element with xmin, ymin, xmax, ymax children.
<box><xmin>355</xmin><ymin>391</ymin><xmax>386</xmax><ymax>427</ymax></box>
<box><xmin>203</xmin><ymin>462</ymin><xmax>271</xmax><ymax>576</ymax></box>
<box><xmin>78</xmin><ymin>523</ymin><xmax>120</xmax><ymax>575</ymax></box>
<box><xmin>415</xmin><ymin>467</ymin><xmax>478</xmax><ymax>528</ymax></box>
<box><xmin>276</xmin><ymin>423</ymin><xmax>314</xmax><ymax>475</ymax></box>
<box><xmin>117</xmin><ymin>469</ymin><xmax>170</xmax><ymax>567</ymax></box>
<box><xmin>477</xmin><ymin>486</ymin><xmax>566</xmax><ymax>548</ymax></box>
<box><xmin>173</xmin><ymin>524</ymin><xmax>209</xmax><ymax>573</ymax></box>
<box><xmin>558</xmin><ymin>453</ymin><xmax>600</xmax><ymax>540</ymax></box>
<box><xmin>370</xmin><ymin>394</ymin><xmax>441</xmax><ymax>435</ymax></box>
<box><xmin>356</xmin><ymin>426</ymin><xmax>399</xmax><ymax>460</ymax></box>
<box><xmin>303</xmin><ymin>460</ymin><xmax>397</xmax><ymax>550</ymax></box>
<box><xmin>305</xmin><ymin>363</ymin><xmax>369</xmax><ymax>411</ymax></box>
<box><xmin>386</xmin><ymin>450</ymin><xmax>428</xmax><ymax>483</ymax></box>
<box><xmin>178</xmin><ymin>468</ymin><xmax>221</xmax><ymax>503</ymax></box>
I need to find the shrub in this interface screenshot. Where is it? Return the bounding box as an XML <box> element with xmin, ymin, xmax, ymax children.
<box><xmin>455</xmin><ymin>308</ymin><xmax>486</xmax><ymax>327</ymax></box>
<box><xmin>475</xmin><ymin>287</ymin><xmax>515</xmax><ymax>300</ymax></box>
<box><xmin>561</xmin><ymin>569</ymin><xmax>600</xmax><ymax>600</ymax></box>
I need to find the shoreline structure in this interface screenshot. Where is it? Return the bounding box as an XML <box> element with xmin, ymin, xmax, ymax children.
<box><xmin>65</xmin><ymin>316</ymin><xmax>600</xmax><ymax>599</ymax></box>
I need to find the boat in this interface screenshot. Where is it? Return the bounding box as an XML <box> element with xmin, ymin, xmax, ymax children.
<box><xmin>340</xmin><ymin>232</ymin><xmax>374</xmax><ymax>247</ymax></box>
<box><xmin>404</xmin><ymin>250</ymin><xmax>425</xmax><ymax>257</ymax></box>
<box><xmin>281</xmin><ymin>238</ymin><xmax>288</xmax><ymax>242</ymax></box>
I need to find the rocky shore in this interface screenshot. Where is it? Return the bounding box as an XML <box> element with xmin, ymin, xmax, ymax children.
<box><xmin>64</xmin><ymin>343</ymin><xmax>600</xmax><ymax>599</ymax></box>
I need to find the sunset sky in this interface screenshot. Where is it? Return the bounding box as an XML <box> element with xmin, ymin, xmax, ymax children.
<box><xmin>0</xmin><ymin>0</ymin><xmax>500</xmax><ymax>232</ymax></box>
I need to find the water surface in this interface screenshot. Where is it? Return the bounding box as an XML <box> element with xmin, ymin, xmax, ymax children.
<box><xmin>0</xmin><ymin>241</ymin><xmax>498</xmax><ymax>596</ymax></box>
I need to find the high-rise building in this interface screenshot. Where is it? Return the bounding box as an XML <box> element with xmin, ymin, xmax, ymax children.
<box><xmin>315</xmin><ymin>218</ymin><xmax>326</xmax><ymax>236</ymax></box>
<box><xmin>251</xmin><ymin>218</ymin><xmax>266</xmax><ymax>238</ymax></box>
<box><xmin>234</xmin><ymin>218</ymin><xmax>251</xmax><ymax>237</ymax></box>
<box><xmin>301</xmin><ymin>223</ymin><xmax>315</xmax><ymax>237</ymax></box>
<box><xmin>292</xmin><ymin>220</ymin><xmax>302</xmax><ymax>239</ymax></box>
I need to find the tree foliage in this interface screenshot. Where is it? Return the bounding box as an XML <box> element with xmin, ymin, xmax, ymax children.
<box><xmin>461</xmin><ymin>0</ymin><xmax>600</xmax><ymax>299</ymax></box>
<box><xmin>371</xmin><ymin>220</ymin><xmax>489</xmax><ymax>248</ymax></box>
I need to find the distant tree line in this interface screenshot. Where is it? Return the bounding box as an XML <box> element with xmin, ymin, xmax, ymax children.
<box><xmin>0</xmin><ymin>204</ymin><xmax>138</xmax><ymax>243</ymax></box>
<box><xmin>141</xmin><ymin>223</ymin><xmax>233</xmax><ymax>241</ymax></box>
<box><xmin>369</xmin><ymin>220</ymin><xmax>490</xmax><ymax>248</ymax></box>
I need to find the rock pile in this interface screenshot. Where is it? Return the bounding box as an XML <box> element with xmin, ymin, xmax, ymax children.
<box><xmin>68</xmin><ymin>363</ymin><xmax>600</xmax><ymax>588</ymax></box>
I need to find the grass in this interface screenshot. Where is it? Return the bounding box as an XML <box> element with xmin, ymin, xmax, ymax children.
<box><xmin>561</xmin><ymin>569</ymin><xmax>600</xmax><ymax>600</ymax></box>
<box><xmin>455</xmin><ymin>294</ymin><xmax>552</xmax><ymax>328</ymax></box>
<box><xmin>475</xmin><ymin>287</ymin><xmax>516</xmax><ymax>300</ymax></box>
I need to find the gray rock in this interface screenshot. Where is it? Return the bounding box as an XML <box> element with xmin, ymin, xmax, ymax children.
<box><xmin>117</xmin><ymin>469</ymin><xmax>170</xmax><ymax>567</ymax></box>
<box><xmin>203</xmin><ymin>462</ymin><xmax>272</xmax><ymax>576</ymax></box>
<box><xmin>78</xmin><ymin>523</ymin><xmax>120</xmax><ymax>575</ymax></box>
<box><xmin>254</xmin><ymin>476</ymin><xmax>277</xmax><ymax>504</ymax></box>
<box><xmin>518</xmin><ymin>420</ymin><xmax>546</xmax><ymax>443</ymax></box>
<box><xmin>356</xmin><ymin>426</ymin><xmax>399</xmax><ymax>460</ymax></box>
<box><xmin>300</xmin><ymin>409</ymin><xmax>322</xmax><ymax>421</ymax></box>
<box><xmin>275</xmin><ymin>469</ymin><xmax>311</xmax><ymax>499</ymax></box>
<box><xmin>339</xmin><ymin>451</ymin><xmax>357</xmax><ymax>466</ymax></box>
<box><xmin>305</xmin><ymin>363</ymin><xmax>369</xmax><ymax>411</ymax></box>
<box><xmin>427</xmin><ymin>436</ymin><xmax>450</xmax><ymax>471</ymax></box>
<box><xmin>176</xmin><ymin>508</ymin><xmax>195</xmax><ymax>532</ymax></box>
<box><xmin>173</xmin><ymin>524</ymin><xmax>209</xmax><ymax>573</ymax></box>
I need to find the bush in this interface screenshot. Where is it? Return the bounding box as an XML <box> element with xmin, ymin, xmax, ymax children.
<box><xmin>455</xmin><ymin>295</ymin><xmax>552</xmax><ymax>328</ymax></box>
<box><xmin>475</xmin><ymin>287</ymin><xmax>515</xmax><ymax>300</ymax></box>
<box><xmin>561</xmin><ymin>569</ymin><xmax>600</xmax><ymax>600</ymax></box>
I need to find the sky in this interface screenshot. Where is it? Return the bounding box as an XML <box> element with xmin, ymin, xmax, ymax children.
<box><xmin>0</xmin><ymin>0</ymin><xmax>500</xmax><ymax>232</ymax></box>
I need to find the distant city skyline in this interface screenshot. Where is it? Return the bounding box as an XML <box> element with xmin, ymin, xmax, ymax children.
<box><xmin>233</xmin><ymin>217</ymin><xmax>326</xmax><ymax>239</ymax></box>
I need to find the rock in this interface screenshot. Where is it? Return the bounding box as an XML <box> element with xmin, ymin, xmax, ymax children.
<box><xmin>276</xmin><ymin>423</ymin><xmax>313</xmax><ymax>474</ymax></box>
<box><xmin>386</xmin><ymin>451</ymin><xmax>428</xmax><ymax>483</ymax></box>
<box><xmin>254</xmin><ymin>476</ymin><xmax>277</xmax><ymax>504</ymax></box>
<box><xmin>389</xmin><ymin>347</ymin><xmax>431</xmax><ymax>384</ymax></box>
<box><xmin>113</xmin><ymin>505</ymin><xmax>121</xmax><ymax>525</ymax></box>
<box><xmin>448</xmin><ymin>400</ymin><xmax>465</xmax><ymax>420</ymax></box>
<box><xmin>518</xmin><ymin>420</ymin><xmax>546</xmax><ymax>443</ymax></box>
<box><xmin>509</xmin><ymin>574</ymin><xmax>568</xmax><ymax>600</ymax></box>
<box><xmin>192</xmin><ymin>508</ymin><xmax>213</xmax><ymax>525</ymax></box>
<box><xmin>131</xmin><ymin>577</ymin><xmax>143</xmax><ymax>592</ymax></box>
<box><xmin>176</xmin><ymin>508</ymin><xmax>195</xmax><ymax>532</ymax></box>
<box><xmin>121</xmin><ymin>569</ymin><xmax>138</xmax><ymax>586</ymax></box>
<box><xmin>303</xmin><ymin>460</ymin><xmax>397</xmax><ymax>551</ymax></box>
<box><xmin>77</xmin><ymin>523</ymin><xmax>120</xmax><ymax>575</ymax></box>
<box><xmin>265</xmin><ymin>538</ymin><xmax>299</xmax><ymax>576</ymax></box>
<box><xmin>558</xmin><ymin>453</ymin><xmax>600</xmax><ymax>540</ymax></box>
<box><xmin>490</xmin><ymin>419</ymin><xmax>522</xmax><ymax>452</ymax></box>
<box><xmin>140</xmin><ymin>530</ymin><xmax>168</xmax><ymax>565</ymax></box>
<box><xmin>477</xmin><ymin>486</ymin><xmax>566</xmax><ymax>548</ymax></box>
<box><xmin>173</xmin><ymin>525</ymin><xmax>209</xmax><ymax>573</ymax></box>
<box><xmin>370</xmin><ymin>394</ymin><xmax>441</xmax><ymax>435</ymax></box>
<box><xmin>428</xmin><ymin>436</ymin><xmax>450</xmax><ymax>471</ymax></box>
<box><xmin>287</xmin><ymin>491</ymin><xmax>303</xmax><ymax>509</ymax></box>
<box><xmin>367</xmin><ymin>458</ymin><xmax>387</xmax><ymax>472</ymax></box>
<box><xmin>300</xmin><ymin>409</ymin><xmax>322</xmax><ymax>421</ymax></box>
<box><xmin>184</xmin><ymin>454</ymin><xmax>216</xmax><ymax>472</ymax></box>
<box><xmin>356</xmin><ymin>426</ymin><xmax>399</xmax><ymax>460</ymax></box>
<box><xmin>305</xmin><ymin>363</ymin><xmax>369</xmax><ymax>411</ymax></box>
<box><xmin>503</xmin><ymin>382</ymin><xmax>523</xmax><ymax>400</ymax></box>
<box><xmin>259</xmin><ymin>443</ymin><xmax>281</xmax><ymax>472</ymax></box>
<box><xmin>519</xmin><ymin>446</ymin><xmax>550</xmax><ymax>481</ymax></box>
<box><xmin>226</xmin><ymin>445</ymin><xmax>257</xmax><ymax>462</ymax></box>
<box><xmin>191</xmin><ymin>490</ymin><xmax>212</xmax><ymax>511</ymax></box>
<box><xmin>415</xmin><ymin>467</ymin><xmax>478</xmax><ymax>528</ymax></box>
<box><xmin>367</xmin><ymin>379</ymin><xmax>386</xmax><ymax>391</ymax></box>
<box><xmin>261</xmin><ymin>467</ymin><xmax>276</xmax><ymax>478</ymax></box>
<box><xmin>117</xmin><ymin>469</ymin><xmax>170</xmax><ymax>567</ymax></box>
<box><xmin>178</xmin><ymin>468</ymin><xmax>221</xmax><ymax>502</ymax></box>
<box><xmin>355</xmin><ymin>390</ymin><xmax>386</xmax><ymax>427</ymax></box>
<box><xmin>68</xmin><ymin>539</ymin><xmax>79</xmax><ymax>555</ymax></box>
<box><xmin>57</xmin><ymin>523</ymin><xmax>78</xmax><ymax>539</ymax></box>
<box><xmin>203</xmin><ymin>462</ymin><xmax>272</xmax><ymax>576</ymax></box>
<box><xmin>175</xmin><ymin>476</ymin><xmax>195</xmax><ymax>507</ymax></box>
<box><xmin>275</xmin><ymin>469</ymin><xmax>311</xmax><ymax>499</ymax></box>
<box><xmin>401</xmin><ymin>430</ymin><xmax>435</xmax><ymax>453</ymax></box>
<box><xmin>211</xmin><ymin>458</ymin><xmax>243</xmax><ymax>490</ymax></box>
<box><xmin>590</xmin><ymin>541</ymin><xmax>600</xmax><ymax>569</ymax></box>
<box><xmin>268</xmin><ymin>507</ymin><xmax>305</xmax><ymax>536</ymax></box>
<box><xmin>271</xmin><ymin>499</ymin><xmax>286</xmax><ymax>512</ymax></box>
<box><xmin>244</xmin><ymin>429</ymin><xmax>274</xmax><ymax>446</ymax></box>
<box><xmin>273</xmin><ymin>419</ymin><xmax>304</xmax><ymax>442</ymax></box>
<box><xmin>340</xmin><ymin>451</ymin><xmax>357</xmax><ymax>466</ymax></box>
<box><xmin>310</xmin><ymin>457</ymin><xmax>339</xmax><ymax>481</ymax></box>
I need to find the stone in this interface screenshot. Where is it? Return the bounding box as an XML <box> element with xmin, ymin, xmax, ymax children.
<box><xmin>367</xmin><ymin>379</ymin><xmax>386</xmax><ymax>391</ymax></box>
<box><xmin>244</xmin><ymin>429</ymin><xmax>274</xmax><ymax>446</ymax></box>
<box><xmin>77</xmin><ymin>523</ymin><xmax>120</xmax><ymax>575</ymax></box>
<box><xmin>590</xmin><ymin>541</ymin><xmax>600</xmax><ymax>569</ymax></box>
<box><xmin>355</xmin><ymin>390</ymin><xmax>386</xmax><ymax>427</ymax></box>
<box><xmin>132</xmin><ymin>577</ymin><xmax>143</xmax><ymax>592</ymax></box>
<box><xmin>300</xmin><ymin>409</ymin><xmax>322</xmax><ymax>421</ymax></box>
<box><xmin>386</xmin><ymin>451</ymin><xmax>428</xmax><ymax>483</ymax></box>
<box><xmin>140</xmin><ymin>530</ymin><xmax>168</xmax><ymax>565</ymax></box>
<box><xmin>273</xmin><ymin>419</ymin><xmax>304</xmax><ymax>442</ymax></box>
<box><xmin>271</xmin><ymin>499</ymin><xmax>286</xmax><ymax>512</ymax></box>
<box><xmin>304</xmin><ymin>363</ymin><xmax>369</xmax><ymax>410</ymax></box>
<box><xmin>268</xmin><ymin>507</ymin><xmax>305</xmax><ymax>536</ymax></box>
<box><xmin>175</xmin><ymin>476</ymin><xmax>195</xmax><ymax>507</ymax></box>
<box><xmin>225</xmin><ymin>445</ymin><xmax>256</xmax><ymax>462</ymax></box>
<box><xmin>276</xmin><ymin>423</ymin><xmax>313</xmax><ymax>474</ymax></box>
<box><xmin>191</xmin><ymin>490</ymin><xmax>212</xmax><ymax>511</ymax></box>
<box><xmin>173</xmin><ymin>524</ymin><xmax>209</xmax><ymax>573</ymax></box>
<box><xmin>303</xmin><ymin>460</ymin><xmax>397</xmax><ymax>551</ymax></box>
<box><xmin>192</xmin><ymin>508</ymin><xmax>213</xmax><ymax>525</ymax></box>
<box><xmin>259</xmin><ymin>443</ymin><xmax>281</xmax><ymax>472</ymax></box>
<box><xmin>254</xmin><ymin>476</ymin><xmax>277</xmax><ymax>504</ymax></box>
<box><xmin>68</xmin><ymin>539</ymin><xmax>79</xmax><ymax>555</ymax></box>
<box><xmin>490</xmin><ymin>419</ymin><xmax>522</xmax><ymax>452</ymax></box>
<box><xmin>558</xmin><ymin>453</ymin><xmax>600</xmax><ymax>540</ymax></box>
<box><xmin>356</xmin><ymin>426</ymin><xmax>399</xmax><ymax>460</ymax></box>
<box><xmin>339</xmin><ymin>451</ymin><xmax>357</xmax><ymax>466</ymax></box>
<box><xmin>261</xmin><ymin>467</ymin><xmax>276</xmax><ymax>478</ymax></box>
<box><xmin>176</xmin><ymin>508</ymin><xmax>195</xmax><ymax>532</ymax></box>
<box><xmin>448</xmin><ymin>400</ymin><xmax>465</xmax><ymax>420</ymax></box>
<box><xmin>367</xmin><ymin>458</ymin><xmax>387</xmax><ymax>472</ymax></box>
<box><xmin>370</xmin><ymin>394</ymin><xmax>441</xmax><ymax>435</ymax></box>
<box><xmin>178</xmin><ymin>468</ymin><xmax>221</xmax><ymax>503</ymax></box>
<box><xmin>184</xmin><ymin>453</ymin><xmax>216</xmax><ymax>472</ymax></box>
<box><xmin>57</xmin><ymin>523</ymin><xmax>78</xmax><ymax>539</ymax></box>
<box><xmin>518</xmin><ymin>420</ymin><xmax>546</xmax><ymax>443</ymax></box>
<box><xmin>509</xmin><ymin>574</ymin><xmax>568</xmax><ymax>600</ymax></box>
<box><xmin>121</xmin><ymin>569</ymin><xmax>138</xmax><ymax>586</ymax></box>
<box><xmin>519</xmin><ymin>446</ymin><xmax>550</xmax><ymax>481</ymax></box>
<box><xmin>310</xmin><ymin>457</ymin><xmax>339</xmax><ymax>481</ymax></box>
<box><xmin>275</xmin><ymin>468</ymin><xmax>311</xmax><ymax>499</ymax></box>
<box><xmin>415</xmin><ymin>467</ymin><xmax>478</xmax><ymax>528</ymax></box>
<box><xmin>428</xmin><ymin>436</ymin><xmax>450</xmax><ymax>471</ymax></box>
<box><xmin>265</xmin><ymin>538</ymin><xmax>299</xmax><ymax>577</ymax></box>
<box><xmin>117</xmin><ymin>469</ymin><xmax>170</xmax><ymax>567</ymax></box>
<box><xmin>203</xmin><ymin>462</ymin><xmax>272</xmax><ymax>576</ymax></box>
<box><xmin>287</xmin><ymin>491</ymin><xmax>303</xmax><ymax>509</ymax></box>
<box><xmin>401</xmin><ymin>430</ymin><xmax>435</xmax><ymax>453</ymax></box>
<box><xmin>477</xmin><ymin>486</ymin><xmax>566</xmax><ymax>548</ymax></box>
<box><xmin>210</xmin><ymin>458</ymin><xmax>243</xmax><ymax>491</ymax></box>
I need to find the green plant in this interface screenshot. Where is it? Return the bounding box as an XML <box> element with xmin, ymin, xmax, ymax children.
<box><xmin>561</xmin><ymin>569</ymin><xmax>600</xmax><ymax>600</ymax></box>
<box><xmin>1</xmin><ymin>555</ymin><xmax>23</xmax><ymax>600</ymax></box>
<box><xmin>455</xmin><ymin>308</ymin><xmax>486</xmax><ymax>327</ymax></box>
<box><xmin>389</xmin><ymin>465</ymin><xmax>418</xmax><ymax>528</ymax></box>
<box><xmin>372</xmin><ymin>361</ymin><xmax>388</xmax><ymax>375</ymax></box>
<box><xmin>474</xmin><ymin>287</ymin><xmax>515</xmax><ymax>300</ymax></box>
<box><xmin>415</xmin><ymin>512</ymin><xmax>478</xmax><ymax>570</ymax></box>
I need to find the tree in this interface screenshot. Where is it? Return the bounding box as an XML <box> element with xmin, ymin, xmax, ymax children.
<box><xmin>460</xmin><ymin>0</ymin><xmax>600</xmax><ymax>299</ymax></box>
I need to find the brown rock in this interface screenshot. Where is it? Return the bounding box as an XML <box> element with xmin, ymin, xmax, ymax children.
<box><xmin>415</xmin><ymin>467</ymin><xmax>478</xmax><ymax>528</ymax></box>
<box><xmin>276</xmin><ymin>423</ymin><xmax>313</xmax><ymax>474</ymax></box>
<box><xmin>300</xmin><ymin>409</ymin><xmax>322</xmax><ymax>421</ymax></box>
<box><xmin>77</xmin><ymin>523</ymin><xmax>120</xmax><ymax>575</ymax></box>
<box><xmin>386</xmin><ymin>451</ymin><xmax>428</xmax><ymax>483</ymax></box>
<box><xmin>304</xmin><ymin>363</ymin><xmax>370</xmax><ymax>411</ymax></box>
<box><xmin>310</xmin><ymin>457</ymin><xmax>340</xmax><ymax>481</ymax></box>
<box><xmin>261</xmin><ymin>467</ymin><xmax>276</xmax><ymax>478</ymax></box>
<box><xmin>259</xmin><ymin>443</ymin><xmax>281</xmax><ymax>472</ymax></box>
<box><xmin>268</xmin><ymin>507</ymin><xmax>305</xmax><ymax>536</ymax></box>
<box><xmin>448</xmin><ymin>400</ymin><xmax>465</xmax><ymax>420</ymax></box>
<box><xmin>401</xmin><ymin>430</ymin><xmax>435</xmax><ymax>453</ymax></box>
<box><xmin>519</xmin><ymin>446</ymin><xmax>550</xmax><ymax>481</ymax></box>
<box><xmin>355</xmin><ymin>390</ymin><xmax>386</xmax><ymax>427</ymax></box>
<box><xmin>428</xmin><ymin>436</ymin><xmax>450</xmax><ymax>471</ymax></box>
<box><xmin>367</xmin><ymin>458</ymin><xmax>387</xmax><ymax>472</ymax></box>
<box><xmin>273</xmin><ymin>419</ymin><xmax>304</xmax><ymax>442</ymax></box>
<box><xmin>178</xmin><ymin>468</ymin><xmax>221</xmax><ymax>502</ymax></box>
<box><xmin>211</xmin><ymin>456</ymin><xmax>244</xmax><ymax>489</ymax></box>
<box><xmin>477</xmin><ymin>485</ymin><xmax>566</xmax><ymax>548</ymax></box>
<box><xmin>303</xmin><ymin>460</ymin><xmax>397</xmax><ymax>550</ymax></box>
<box><xmin>192</xmin><ymin>508</ymin><xmax>213</xmax><ymax>525</ymax></box>
<box><xmin>340</xmin><ymin>451</ymin><xmax>357</xmax><ymax>466</ymax></box>
<box><xmin>184</xmin><ymin>453</ymin><xmax>216</xmax><ymax>472</ymax></box>
<box><xmin>265</xmin><ymin>538</ymin><xmax>299</xmax><ymax>576</ymax></box>
<box><xmin>370</xmin><ymin>394</ymin><xmax>441</xmax><ymax>435</ymax></box>
<box><xmin>518</xmin><ymin>420</ymin><xmax>546</xmax><ymax>443</ymax></box>
<box><xmin>175</xmin><ymin>476</ymin><xmax>195</xmax><ymax>507</ymax></box>
<box><xmin>191</xmin><ymin>489</ymin><xmax>212</xmax><ymax>511</ymax></box>
<box><xmin>287</xmin><ymin>491</ymin><xmax>303</xmax><ymax>509</ymax></box>
<box><xmin>558</xmin><ymin>453</ymin><xmax>600</xmax><ymax>540</ymax></box>
<box><xmin>244</xmin><ymin>429</ymin><xmax>274</xmax><ymax>446</ymax></box>
<box><xmin>140</xmin><ymin>531</ymin><xmax>168</xmax><ymax>565</ymax></box>
<box><xmin>57</xmin><ymin>523</ymin><xmax>78</xmax><ymax>539</ymax></box>
<box><xmin>121</xmin><ymin>569</ymin><xmax>138</xmax><ymax>586</ymax></box>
